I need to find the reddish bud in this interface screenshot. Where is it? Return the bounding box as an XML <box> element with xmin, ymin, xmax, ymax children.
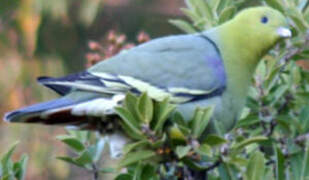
<box><xmin>86</xmin><ymin>53</ymin><xmax>102</xmax><ymax>67</ymax></box>
<box><xmin>116</xmin><ymin>34</ymin><xmax>126</xmax><ymax>45</ymax></box>
<box><xmin>88</xmin><ymin>41</ymin><xmax>102</xmax><ymax>51</ymax></box>
<box><xmin>107</xmin><ymin>30</ymin><xmax>117</xmax><ymax>43</ymax></box>
<box><xmin>137</xmin><ymin>31</ymin><xmax>150</xmax><ymax>43</ymax></box>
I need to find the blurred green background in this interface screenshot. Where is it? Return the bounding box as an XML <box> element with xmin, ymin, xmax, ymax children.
<box><xmin>0</xmin><ymin>0</ymin><xmax>184</xmax><ymax>179</ymax></box>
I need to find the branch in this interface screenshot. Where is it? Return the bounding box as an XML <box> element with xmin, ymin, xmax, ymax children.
<box><xmin>265</xmin><ymin>120</ymin><xmax>277</xmax><ymax>137</ymax></box>
<box><xmin>262</xmin><ymin>93</ymin><xmax>292</xmax><ymax>137</ymax></box>
<box><xmin>259</xmin><ymin>32</ymin><xmax>309</xmax><ymax>136</ymax></box>
<box><xmin>295</xmin><ymin>133</ymin><xmax>309</xmax><ymax>146</ymax></box>
<box><xmin>91</xmin><ymin>163</ymin><xmax>99</xmax><ymax>180</ymax></box>
<box><xmin>190</xmin><ymin>159</ymin><xmax>221</xmax><ymax>180</ymax></box>
<box><xmin>204</xmin><ymin>159</ymin><xmax>221</xmax><ymax>172</ymax></box>
<box><xmin>279</xmin><ymin>31</ymin><xmax>309</xmax><ymax>72</ymax></box>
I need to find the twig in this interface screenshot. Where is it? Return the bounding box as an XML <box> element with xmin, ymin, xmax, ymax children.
<box><xmin>205</xmin><ymin>159</ymin><xmax>221</xmax><ymax>172</ymax></box>
<box><xmin>263</xmin><ymin>93</ymin><xmax>292</xmax><ymax>137</ymax></box>
<box><xmin>266</xmin><ymin>159</ymin><xmax>275</xmax><ymax>166</ymax></box>
<box><xmin>277</xmin><ymin>93</ymin><xmax>293</xmax><ymax>114</ymax></box>
<box><xmin>295</xmin><ymin>133</ymin><xmax>309</xmax><ymax>146</ymax></box>
<box><xmin>279</xmin><ymin>31</ymin><xmax>309</xmax><ymax>72</ymax></box>
<box><xmin>189</xmin><ymin>159</ymin><xmax>221</xmax><ymax>180</ymax></box>
<box><xmin>259</xmin><ymin>32</ymin><xmax>309</xmax><ymax>136</ymax></box>
<box><xmin>266</xmin><ymin>120</ymin><xmax>277</xmax><ymax>137</ymax></box>
<box><xmin>92</xmin><ymin>163</ymin><xmax>99</xmax><ymax>180</ymax></box>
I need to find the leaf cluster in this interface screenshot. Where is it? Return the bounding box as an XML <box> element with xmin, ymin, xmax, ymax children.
<box><xmin>4</xmin><ymin>0</ymin><xmax>309</xmax><ymax>179</ymax></box>
<box><xmin>168</xmin><ymin>0</ymin><xmax>309</xmax><ymax>179</ymax></box>
<box><xmin>56</xmin><ymin>131</ymin><xmax>114</xmax><ymax>179</ymax></box>
<box><xmin>110</xmin><ymin>0</ymin><xmax>309</xmax><ymax>179</ymax></box>
<box><xmin>0</xmin><ymin>142</ymin><xmax>28</xmax><ymax>180</ymax></box>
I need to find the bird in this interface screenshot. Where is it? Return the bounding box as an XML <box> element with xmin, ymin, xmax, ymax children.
<box><xmin>3</xmin><ymin>7</ymin><xmax>291</xmax><ymax>156</ymax></box>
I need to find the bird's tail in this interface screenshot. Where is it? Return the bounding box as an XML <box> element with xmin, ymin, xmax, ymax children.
<box><xmin>4</xmin><ymin>93</ymin><xmax>124</xmax><ymax>131</ymax></box>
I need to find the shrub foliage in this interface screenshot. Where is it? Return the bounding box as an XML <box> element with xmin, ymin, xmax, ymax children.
<box><xmin>2</xmin><ymin>0</ymin><xmax>309</xmax><ymax>179</ymax></box>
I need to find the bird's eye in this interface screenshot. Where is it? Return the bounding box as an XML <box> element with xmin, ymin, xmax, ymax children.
<box><xmin>261</xmin><ymin>16</ymin><xmax>268</xmax><ymax>24</ymax></box>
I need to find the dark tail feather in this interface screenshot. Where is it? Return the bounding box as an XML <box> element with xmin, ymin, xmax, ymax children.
<box><xmin>3</xmin><ymin>95</ymin><xmax>120</xmax><ymax>131</ymax></box>
<box><xmin>4</xmin><ymin>97</ymin><xmax>103</xmax><ymax>130</ymax></box>
<box><xmin>4</xmin><ymin>97</ymin><xmax>78</xmax><ymax>123</ymax></box>
<box><xmin>37</xmin><ymin>71</ymin><xmax>100</xmax><ymax>96</ymax></box>
<box><xmin>37</xmin><ymin>77</ymin><xmax>72</xmax><ymax>95</ymax></box>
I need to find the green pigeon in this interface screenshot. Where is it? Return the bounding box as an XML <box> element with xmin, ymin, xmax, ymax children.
<box><xmin>4</xmin><ymin>7</ymin><xmax>291</xmax><ymax>157</ymax></box>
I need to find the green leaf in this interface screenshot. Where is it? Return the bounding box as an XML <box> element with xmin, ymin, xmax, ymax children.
<box><xmin>169</xmin><ymin>125</ymin><xmax>187</xmax><ymax>141</ymax></box>
<box><xmin>178</xmin><ymin>124</ymin><xmax>192</xmax><ymax>136</ymax></box>
<box><xmin>219</xmin><ymin>6</ymin><xmax>236</xmax><ymax>23</ymax></box>
<box><xmin>299</xmin><ymin>106</ymin><xmax>309</xmax><ymax>133</ymax></box>
<box><xmin>175</xmin><ymin>146</ymin><xmax>192</xmax><ymax>159</ymax></box>
<box><xmin>56</xmin><ymin>135</ymin><xmax>85</xmax><ymax>152</ymax></box>
<box><xmin>232</xmin><ymin>136</ymin><xmax>268</xmax><ymax>152</ymax></box>
<box><xmin>196</xmin><ymin>143</ymin><xmax>212</xmax><ymax>157</ymax></box>
<box><xmin>209</xmin><ymin>0</ymin><xmax>221</xmax><ymax>13</ymax></box>
<box><xmin>264</xmin><ymin>0</ymin><xmax>285</xmax><ymax>13</ymax></box>
<box><xmin>137</xmin><ymin>93</ymin><xmax>154</xmax><ymax>124</ymax></box>
<box><xmin>133</xmin><ymin>162</ymin><xmax>143</xmax><ymax>180</ymax></box>
<box><xmin>151</xmin><ymin>134</ymin><xmax>167</xmax><ymax>149</ymax></box>
<box><xmin>56</xmin><ymin>156</ymin><xmax>85</xmax><ymax>168</ymax></box>
<box><xmin>276</xmin><ymin>119</ymin><xmax>291</xmax><ymax>133</ymax></box>
<box><xmin>286</xmin><ymin>7</ymin><xmax>309</xmax><ymax>32</ymax></box>
<box><xmin>115</xmin><ymin>107</ymin><xmax>143</xmax><ymax>138</ymax></box>
<box><xmin>67</xmin><ymin>130</ymin><xmax>90</xmax><ymax>144</ymax></box>
<box><xmin>195</xmin><ymin>0</ymin><xmax>214</xmax><ymax>20</ymax></box>
<box><xmin>264</xmin><ymin>167</ymin><xmax>276</xmax><ymax>180</ymax></box>
<box><xmin>57</xmin><ymin>150</ymin><xmax>93</xmax><ymax>169</ymax></box>
<box><xmin>218</xmin><ymin>162</ymin><xmax>238</xmax><ymax>180</ymax></box>
<box><xmin>228</xmin><ymin>156</ymin><xmax>248</xmax><ymax>167</ymax></box>
<box><xmin>245</xmin><ymin>151</ymin><xmax>265</xmax><ymax>180</ymax></box>
<box><xmin>115</xmin><ymin>174</ymin><xmax>133</xmax><ymax>180</ymax></box>
<box><xmin>119</xmin><ymin>121</ymin><xmax>145</xmax><ymax>140</ymax></box>
<box><xmin>116</xmin><ymin>107</ymin><xmax>140</xmax><ymax>128</ymax></box>
<box><xmin>270</xmin><ymin>84</ymin><xmax>289</xmax><ymax>105</ymax></box>
<box><xmin>0</xmin><ymin>162</ymin><xmax>2</xmax><ymax>178</ymax></box>
<box><xmin>1</xmin><ymin>141</ymin><xmax>19</xmax><ymax>173</ymax></box>
<box><xmin>13</xmin><ymin>154</ymin><xmax>28</xmax><ymax>180</ymax></box>
<box><xmin>123</xmin><ymin>140</ymin><xmax>149</xmax><ymax>154</ymax></box>
<box><xmin>217</xmin><ymin>0</ymin><xmax>230</xmax><ymax>13</ymax></box>
<box><xmin>234</xmin><ymin>114</ymin><xmax>259</xmax><ymax>128</ymax></box>
<box><xmin>99</xmin><ymin>167</ymin><xmax>116</xmax><ymax>174</ymax></box>
<box><xmin>75</xmin><ymin>150</ymin><xmax>93</xmax><ymax>166</ymax></box>
<box><xmin>169</xmin><ymin>19</ymin><xmax>196</xmax><ymax>33</ymax></box>
<box><xmin>203</xmin><ymin>134</ymin><xmax>227</xmax><ymax>147</ymax></box>
<box><xmin>275</xmin><ymin>147</ymin><xmax>285</xmax><ymax>180</ymax></box>
<box><xmin>119</xmin><ymin>150</ymin><xmax>156</xmax><ymax>168</ymax></box>
<box><xmin>87</xmin><ymin>138</ymin><xmax>106</xmax><ymax>162</ymax></box>
<box><xmin>298</xmin><ymin>0</ymin><xmax>309</xmax><ymax>11</ymax></box>
<box><xmin>182</xmin><ymin>157</ymin><xmax>211</xmax><ymax>171</ymax></box>
<box><xmin>140</xmin><ymin>164</ymin><xmax>158</xmax><ymax>180</ymax></box>
<box><xmin>124</xmin><ymin>92</ymin><xmax>141</xmax><ymax>123</ymax></box>
<box><xmin>181</xmin><ymin>8</ymin><xmax>200</xmax><ymax>22</ymax></box>
<box><xmin>191</xmin><ymin>106</ymin><xmax>214</xmax><ymax>138</ymax></box>
<box><xmin>290</xmin><ymin>152</ymin><xmax>304</xmax><ymax>180</ymax></box>
<box><xmin>184</xmin><ymin>0</ymin><xmax>194</xmax><ymax>10</ymax></box>
<box><xmin>171</xmin><ymin>111</ymin><xmax>187</xmax><ymax>127</ymax></box>
<box><xmin>301</xmin><ymin>143</ymin><xmax>309</xmax><ymax>179</ymax></box>
<box><xmin>153</xmin><ymin>99</ymin><xmax>176</xmax><ymax>133</ymax></box>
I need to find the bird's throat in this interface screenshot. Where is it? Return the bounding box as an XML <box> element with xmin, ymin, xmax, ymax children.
<box><xmin>205</xmin><ymin>25</ymin><xmax>261</xmax><ymax>99</ymax></box>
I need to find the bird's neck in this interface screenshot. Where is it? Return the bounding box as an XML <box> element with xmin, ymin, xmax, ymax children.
<box><xmin>204</xmin><ymin>22</ymin><xmax>266</xmax><ymax>98</ymax></box>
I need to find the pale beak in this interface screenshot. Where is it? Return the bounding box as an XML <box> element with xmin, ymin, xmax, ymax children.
<box><xmin>277</xmin><ymin>27</ymin><xmax>292</xmax><ymax>38</ymax></box>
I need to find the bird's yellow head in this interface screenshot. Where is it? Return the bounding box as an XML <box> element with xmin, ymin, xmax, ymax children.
<box><xmin>230</xmin><ymin>7</ymin><xmax>291</xmax><ymax>53</ymax></box>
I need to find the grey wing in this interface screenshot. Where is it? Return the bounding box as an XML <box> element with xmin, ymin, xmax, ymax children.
<box><xmin>39</xmin><ymin>33</ymin><xmax>227</xmax><ymax>103</ymax></box>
